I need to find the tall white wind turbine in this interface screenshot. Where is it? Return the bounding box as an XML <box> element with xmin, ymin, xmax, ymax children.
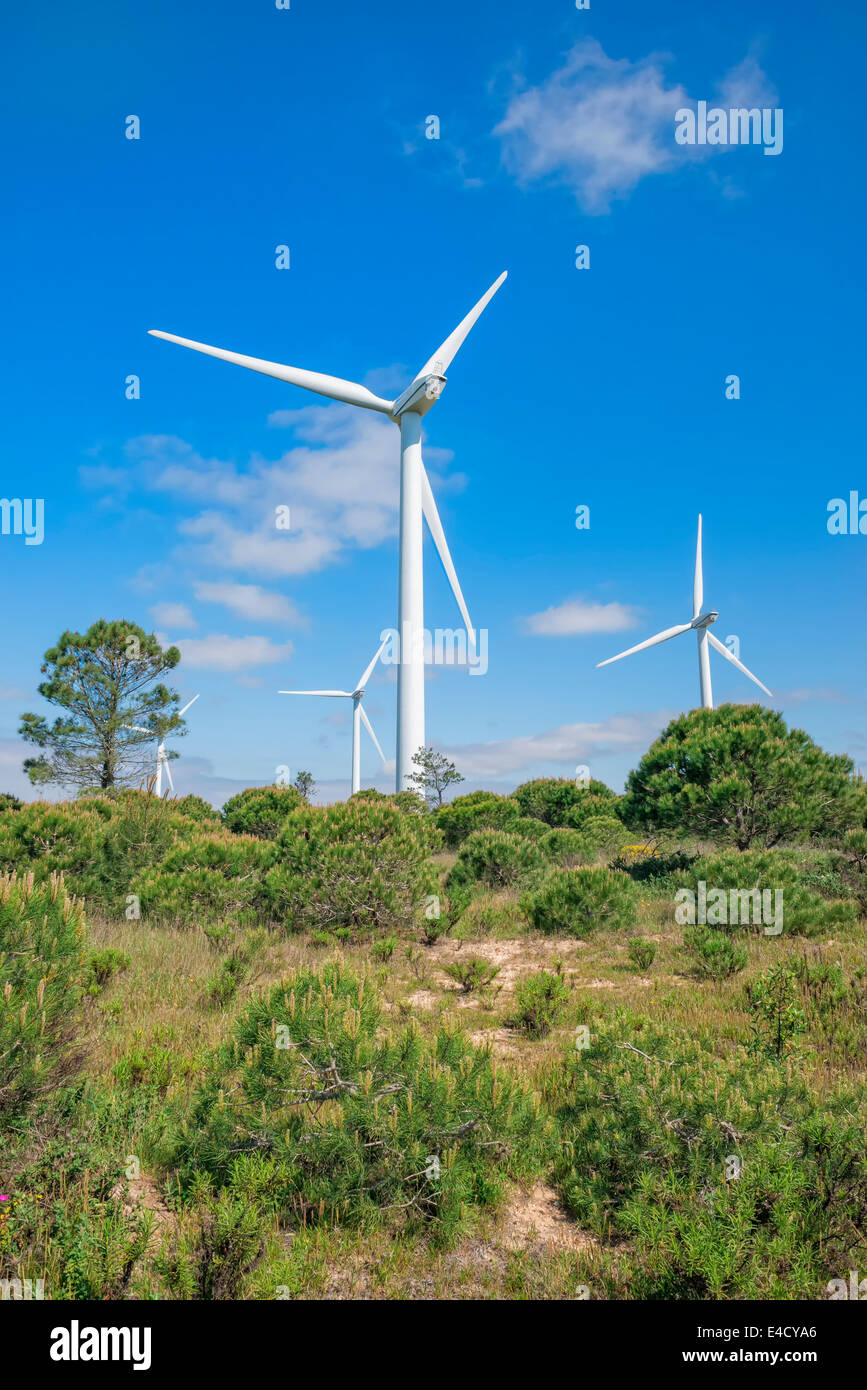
<box><xmin>596</xmin><ymin>515</ymin><xmax>772</xmax><ymax>709</ymax></box>
<box><xmin>148</xmin><ymin>272</ymin><xmax>506</xmax><ymax>790</ymax></box>
<box><xmin>122</xmin><ymin>694</ymin><xmax>200</xmax><ymax>795</ymax></box>
<box><xmin>279</xmin><ymin>638</ymin><xmax>387</xmax><ymax>795</ymax></box>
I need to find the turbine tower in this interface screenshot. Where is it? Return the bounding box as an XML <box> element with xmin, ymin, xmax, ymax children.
<box><xmin>596</xmin><ymin>515</ymin><xmax>772</xmax><ymax>709</ymax></box>
<box><xmin>148</xmin><ymin>272</ymin><xmax>506</xmax><ymax>790</ymax></box>
<box><xmin>123</xmin><ymin>694</ymin><xmax>200</xmax><ymax>795</ymax></box>
<box><xmin>279</xmin><ymin>638</ymin><xmax>387</xmax><ymax>796</ymax></box>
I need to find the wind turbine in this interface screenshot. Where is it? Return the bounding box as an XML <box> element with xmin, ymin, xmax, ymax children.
<box><xmin>122</xmin><ymin>694</ymin><xmax>200</xmax><ymax>795</ymax></box>
<box><xmin>279</xmin><ymin>638</ymin><xmax>387</xmax><ymax>796</ymax></box>
<box><xmin>148</xmin><ymin>271</ymin><xmax>507</xmax><ymax>790</ymax></box>
<box><xmin>596</xmin><ymin>515</ymin><xmax>772</xmax><ymax>709</ymax></box>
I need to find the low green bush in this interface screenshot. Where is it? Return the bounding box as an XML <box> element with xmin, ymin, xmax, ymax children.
<box><xmin>538</xmin><ymin>828</ymin><xmax>591</xmax><ymax>867</ymax></box>
<box><xmin>508</xmin><ymin>970</ymin><xmax>568</xmax><ymax>1037</ymax></box>
<box><xmin>444</xmin><ymin>956</ymin><xmax>500</xmax><ymax>993</ymax></box>
<box><xmin>627</xmin><ymin>938</ymin><xmax>656</xmax><ymax>972</ymax></box>
<box><xmin>85</xmin><ymin>948</ymin><xmax>131</xmax><ymax>993</ymax></box>
<box><xmin>0</xmin><ymin>872</ymin><xmax>86</xmax><ymax>1116</ymax></box>
<box><xmin>170</xmin><ymin>963</ymin><xmax>549</xmax><ymax>1244</ymax></box>
<box><xmin>684</xmin><ymin>926</ymin><xmax>748</xmax><ymax>980</ymax></box>
<box><xmin>435</xmin><ymin>793</ymin><xmax>522</xmax><ymax>848</ymax></box>
<box><xmin>221</xmin><ymin>785</ymin><xmax>305</xmax><ymax>839</ymax></box>
<box><xmin>447</xmin><ymin>830</ymin><xmax>544</xmax><ymax>893</ymax></box>
<box><xmin>133</xmin><ymin>832</ymin><xmax>276</xmax><ymax>926</ymax></box>
<box><xmin>513</xmin><ymin>777</ymin><xmax>617</xmax><ymax>827</ymax></box>
<box><xmin>266</xmin><ymin>800</ymin><xmax>439</xmax><ymax>937</ymax></box>
<box><xmin>521</xmin><ymin>866</ymin><xmax>638</xmax><ymax>937</ymax></box>
<box><xmin>547</xmin><ymin>1013</ymin><xmax>867</xmax><ymax>1298</ymax></box>
<box><xmin>671</xmin><ymin>848</ymin><xmax>858</xmax><ymax>937</ymax></box>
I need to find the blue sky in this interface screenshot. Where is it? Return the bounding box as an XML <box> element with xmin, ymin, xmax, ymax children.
<box><xmin>2</xmin><ymin>0</ymin><xmax>865</xmax><ymax>804</ymax></box>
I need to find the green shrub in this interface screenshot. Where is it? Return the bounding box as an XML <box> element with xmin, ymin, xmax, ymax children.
<box><xmin>747</xmin><ymin>963</ymin><xmax>807</xmax><ymax>1060</ymax></box>
<box><xmin>509</xmin><ymin>970</ymin><xmax>568</xmax><ymax>1037</ymax></box>
<box><xmin>0</xmin><ymin>800</ymin><xmax>107</xmax><ymax>898</ymax></box>
<box><xmin>133</xmin><ymin>831</ymin><xmax>276</xmax><ymax>926</ymax></box>
<box><xmin>206</xmin><ymin>933</ymin><xmax>265</xmax><ymax>1009</ymax></box>
<box><xmin>172</xmin><ymin>794</ymin><xmax>221</xmax><ymax>827</ymax></box>
<box><xmin>627</xmin><ymin>938</ymin><xmax>656</xmax><ymax>972</ymax></box>
<box><xmin>153</xmin><ymin>1186</ymin><xmax>263</xmax><ymax>1300</ymax></box>
<box><xmin>671</xmin><ymin>848</ymin><xmax>857</xmax><ymax>937</ymax></box>
<box><xmin>0</xmin><ymin>792</ymin><xmax>22</xmax><ymax>812</ymax></box>
<box><xmin>684</xmin><ymin>927</ymin><xmax>748</xmax><ymax>980</ymax></box>
<box><xmin>435</xmin><ymin>793</ymin><xmax>522</xmax><ymax>848</ymax></box>
<box><xmin>170</xmin><ymin>963</ymin><xmax>547</xmax><ymax>1244</ymax></box>
<box><xmin>444</xmin><ymin>956</ymin><xmax>500</xmax><ymax>993</ymax></box>
<box><xmin>221</xmin><ymin>785</ymin><xmax>305</xmax><ymax>840</ymax></box>
<box><xmin>508</xmin><ymin>816</ymin><xmax>552</xmax><ymax>842</ymax></box>
<box><xmin>85</xmin><ymin>948</ymin><xmax>131</xmax><ymax>993</ymax></box>
<box><xmin>562</xmin><ymin>794</ymin><xmax>625</xmax><ymax>829</ymax></box>
<box><xmin>547</xmin><ymin>1014</ymin><xmax>867</xmax><ymax>1298</ymax></box>
<box><xmin>0</xmin><ymin>872</ymin><xmax>86</xmax><ymax>1115</ymax></box>
<box><xmin>451</xmin><ymin>895</ymin><xmax>527</xmax><ymax>940</ymax></box>
<box><xmin>621</xmin><ymin>705</ymin><xmax>861</xmax><ymax>849</ymax></box>
<box><xmin>576</xmin><ymin>815</ymin><xmax>629</xmax><ymax>861</ymax></box>
<box><xmin>266</xmin><ymin>801</ymin><xmax>439</xmax><ymax>938</ymax></box>
<box><xmin>447</xmin><ymin>830</ymin><xmax>544</xmax><ymax>892</ymax></box>
<box><xmin>370</xmin><ymin>936</ymin><xmax>397</xmax><ymax>962</ymax></box>
<box><xmin>513</xmin><ymin>777</ymin><xmax>616</xmax><ymax>827</ymax></box>
<box><xmin>538</xmin><ymin>828</ymin><xmax>591</xmax><ymax>867</ymax></box>
<box><xmin>521</xmin><ymin>866</ymin><xmax>638</xmax><ymax>938</ymax></box>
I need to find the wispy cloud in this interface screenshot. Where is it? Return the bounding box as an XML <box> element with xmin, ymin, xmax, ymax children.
<box><xmin>442</xmin><ymin>711</ymin><xmax>673</xmax><ymax>779</ymax></box>
<box><xmin>85</xmin><ymin>400</ymin><xmax>459</xmax><ymax>587</ymax></box>
<box><xmin>521</xmin><ymin>598</ymin><xmax>639</xmax><ymax>637</ymax></box>
<box><xmin>494</xmin><ymin>40</ymin><xmax>777</xmax><ymax>212</ymax></box>
<box><xmin>160</xmin><ymin>633</ymin><xmax>294</xmax><ymax>672</ymax></box>
<box><xmin>193</xmin><ymin>581</ymin><xmax>307</xmax><ymax>627</ymax></box>
<box><xmin>150</xmin><ymin>602</ymin><xmax>197</xmax><ymax>630</ymax></box>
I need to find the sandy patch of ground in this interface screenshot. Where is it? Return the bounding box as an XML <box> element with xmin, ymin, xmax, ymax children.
<box><xmin>498</xmin><ymin>1182</ymin><xmax>597</xmax><ymax>1254</ymax></box>
<box><xmin>111</xmin><ymin>1173</ymin><xmax>177</xmax><ymax>1238</ymax></box>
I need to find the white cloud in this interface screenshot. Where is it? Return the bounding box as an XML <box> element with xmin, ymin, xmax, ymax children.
<box><xmin>0</xmin><ymin>684</ymin><xmax>26</xmax><ymax>700</ymax></box>
<box><xmin>193</xmin><ymin>581</ymin><xmax>308</xmax><ymax>627</ymax></box>
<box><xmin>494</xmin><ymin>40</ymin><xmax>777</xmax><ymax>212</ymax></box>
<box><xmin>150</xmin><ymin>602</ymin><xmax>197</xmax><ymax>630</ymax></box>
<box><xmin>113</xmin><ymin>401</ymin><xmax>458</xmax><ymax>587</ymax></box>
<box><xmin>522</xmin><ymin>598</ymin><xmax>639</xmax><ymax>637</ymax></box>
<box><xmin>441</xmin><ymin>711</ymin><xmax>671</xmax><ymax>779</ymax></box>
<box><xmin>167</xmin><ymin>634</ymin><xmax>294</xmax><ymax>672</ymax></box>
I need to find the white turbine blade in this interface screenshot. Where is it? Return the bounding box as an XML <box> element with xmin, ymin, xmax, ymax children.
<box><xmin>278</xmin><ymin>689</ymin><xmax>351</xmax><ymax>697</ymax></box>
<box><xmin>414</xmin><ymin>272</ymin><xmax>507</xmax><ymax>380</ymax></box>
<box><xmin>178</xmin><ymin>693</ymin><xmax>200</xmax><ymax>718</ymax></box>
<box><xmin>148</xmin><ymin>331</ymin><xmax>393</xmax><ymax>414</ymax></box>
<box><xmin>707</xmin><ymin>630</ymin><xmax>773</xmax><ymax>697</ymax></box>
<box><xmin>162</xmin><ymin>754</ymin><xmax>174</xmax><ymax>793</ymax></box>
<box><xmin>359</xmin><ymin>705</ymin><xmax>386</xmax><ymax>764</ymax></box>
<box><xmin>355</xmin><ymin>637</ymin><xmax>389</xmax><ymax>693</ymax></box>
<box><xmin>122</xmin><ymin>725</ymin><xmax>152</xmax><ymax>734</ymax></box>
<box><xmin>693</xmin><ymin>514</ymin><xmax>704</xmax><ymax>618</ymax></box>
<box><xmin>420</xmin><ymin>462</ymin><xmax>475</xmax><ymax>646</ymax></box>
<box><xmin>597</xmin><ymin>622</ymin><xmax>693</xmax><ymax>668</ymax></box>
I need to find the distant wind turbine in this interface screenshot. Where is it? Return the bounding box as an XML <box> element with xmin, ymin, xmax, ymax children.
<box><xmin>148</xmin><ymin>272</ymin><xmax>506</xmax><ymax>790</ymax></box>
<box><xmin>279</xmin><ymin>638</ymin><xmax>388</xmax><ymax>795</ymax></box>
<box><xmin>596</xmin><ymin>515</ymin><xmax>772</xmax><ymax>709</ymax></box>
<box><xmin>123</xmin><ymin>694</ymin><xmax>200</xmax><ymax>795</ymax></box>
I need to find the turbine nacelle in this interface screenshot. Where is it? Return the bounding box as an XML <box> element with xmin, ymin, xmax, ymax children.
<box><xmin>390</xmin><ymin>374</ymin><xmax>446</xmax><ymax>420</ymax></box>
<box><xmin>690</xmin><ymin>610</ymin><xmax>719</xmax><ymax>630</ymax></box>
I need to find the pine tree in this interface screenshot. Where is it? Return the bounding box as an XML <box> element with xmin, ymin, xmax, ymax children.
<box><xmin>19</xmin><ymin>620</ymin><xmax>186</xmax><ymax>793</ymax></box>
